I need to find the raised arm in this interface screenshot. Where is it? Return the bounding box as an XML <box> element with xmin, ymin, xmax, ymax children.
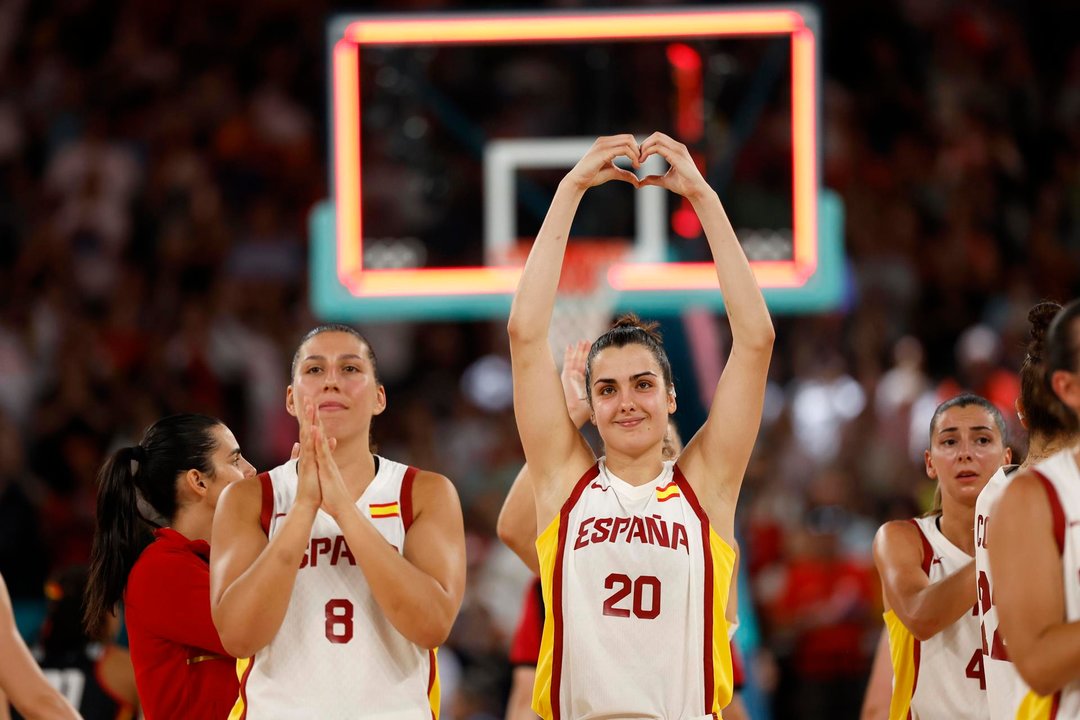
<box><xmin>990</xmin><ymin>471</ymin><xmax>1080</xmax><ymax>696</ymax></box>
<box><xmin>498</xmin><ymin>341</ymin><xmax>592</xmax><ymax>573</ymax></box>
<box><xmin>507</xmin><ymin>136</ymin><xmax>641</xmax><ymax>525</ymax></box>
<box><xmin>313</xmin><ymin>415</ymin><xmax>466</xmax><ymax>648</ymax></box>
<box><xmin>872</xmin><ymin>520</ymin><xmax>976</xmax><ymax>641</ymax></box>
<box><xmin>210</xmin><ymin>406</ymin><xmax>323</xmax><ymax>658</ymax></box>
<box><xmin>0</xmin><ymin>575</ymin><xmax>81</xmax><ymax>720</ymax></box>
<box><xmin>646</xmin><ymin>134</ymin><xmax>774</xmax><ymax>533</ymax></box>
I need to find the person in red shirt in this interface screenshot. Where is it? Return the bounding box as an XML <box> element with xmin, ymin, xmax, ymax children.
<box><xmin>83</xmin><ymin>414</ymin><xmax>256</xmax><ymax>719</ymax></box>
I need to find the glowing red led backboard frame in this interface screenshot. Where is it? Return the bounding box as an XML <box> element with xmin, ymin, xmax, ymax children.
<box><xmin>315</xmin><ymin>6</ymin><xmax>844</xmax><ymax>320</ymax></box>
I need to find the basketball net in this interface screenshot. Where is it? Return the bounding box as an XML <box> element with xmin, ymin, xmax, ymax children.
<box><xmin>509</xmin><ymin>240</ymin><xmax>626</xmax><ymax>361</ymax></box>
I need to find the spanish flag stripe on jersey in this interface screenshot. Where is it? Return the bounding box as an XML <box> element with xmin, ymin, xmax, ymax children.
<box><xmin>370</xmin><ymin>502</ymin><xmax>400</xmax><ymax>518</ymax></box>
<box><xmin>656</xmin><ymin>482</ymin><xmax>681</xmax><ymax>502</ymax></box>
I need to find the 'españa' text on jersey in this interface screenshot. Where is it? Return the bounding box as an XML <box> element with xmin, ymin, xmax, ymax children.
<box><xmin>533</xmin><ymin>460</ymin><xmax>735</xmax><ymax>720</ymax></box>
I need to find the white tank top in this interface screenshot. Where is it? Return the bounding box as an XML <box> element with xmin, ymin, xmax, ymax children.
<box><xmin>884</xmin><ymin>515</ymin><xmax>985</xmax><ymax>720</ymax></box>
<box><xmin>975</xmin><ymin>464</ymin><xmax>1032</xmax><ymax>719</ymax></box>
<box><xmin>1019</xmin><ymin>450</ymin><xmax>1080</xmax><ymax>719</ymax></box>
<box><xmin>229</xmin><ymin>457</ymin><xmax>438</xmax><ymax>720</ymax></box>
<box><xmin>533</xmin><ymin>460</ymin><xmax>735</xmax><ymax>720</ymax></box>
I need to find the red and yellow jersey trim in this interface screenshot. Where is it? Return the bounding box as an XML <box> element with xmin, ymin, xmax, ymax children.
<box><xmin>369</xmin><ymin>501</ymin><xmax>401</xmax><ymax>519</ymax></box>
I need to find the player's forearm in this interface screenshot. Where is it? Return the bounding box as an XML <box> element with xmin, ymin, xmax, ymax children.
<box><xmin>336</xmin><ymin>509</ymin><xmax>458</xmax><ymax>648</ymax></box>
<box><xmin>896</xmin><ymin>561</ymin><xmax>977</xmax><ymax>641</ymax></box>
<box><xmin>13</xmin><ymin>689</ymin><xmax>80</xmax><ymax>720</ymax></box>
<box><xmin>1008</xmin><ymin>620</ymin><xmax>1080</xmax><ymax>696</ymax></box>
<box><xmin>214</xmin><ymin>505</ymin><xmax>318</xmax><ymax>657</ymax></box>
<box><xmin>0</xmin><ymin>645</ymin><xmax>79</xmax><ymax>720</ymax></box>
<box><xmin>692</xmin><ymin>190</ymin><xmax>774</xmax><ymax>351</ymax></box>
<box><xmin>498</xmin><ymin>468</ymin><xmax>541</xmax><ymax>575</ymax></box>
<box><xmin>507</xmin><ymin>182</ymin><xmax>584</xmax><ymax>345</ymax></box>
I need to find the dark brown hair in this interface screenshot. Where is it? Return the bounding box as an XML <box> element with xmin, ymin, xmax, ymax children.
<box><xmin>585</xmin><ymin>313</ymin><xmax>673</xmax><ymax>404</ymax></box>
<box><xmin>84</xmin><ymin>414</ymin><xmax>222</xmax><ymax>636</ymax></box>
<box><xmin>1020</xmin><ymin>302</ymin><xmax>1078</xmax><ymax>440</ymax></box>
<box><xmin>291</xmin><ymin>324</ymin><xmax>380</xmax><ymax>384</ymax></box>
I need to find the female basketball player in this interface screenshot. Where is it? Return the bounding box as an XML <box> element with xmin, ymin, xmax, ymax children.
<box><xmin>508</xmin><ymin>132</ymin><xmax>774</xmax><ymax>719</ymax></box>
<box><xmin>874</xmin><ymin>393</ymin><xmax>1010</xmax><ymax>720</ymax></box>
<box><xmin>975</xmin><ymin>301</ymin><xmax>1079</xmax><ymax>719</ymax></box>
<box><xmin>0</xmin><ymin>573</ymin><xmax>80</xmax><ymax>720</ymax></box>
<box><xmin>990</xmin><ymin>298</ymin><xmax>1080</xmax><ymax>713</ymax></box>
<box><xmin>84</xmin><ymin>413</ymin><xmax>255</xmax><ymax>719</ymax></box>
<box><xmin>210</xmin><ymin>325</ymin><xmax>466</xmax><ymax>719</ymax></box>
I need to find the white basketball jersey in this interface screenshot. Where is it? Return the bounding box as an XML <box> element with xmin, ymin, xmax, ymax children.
<box><xmin>885</xmin><ymin>515</ymin><xmax>985</xmax><ymax>720</ymax></box>
<box><xmin>1021</xmin><ymin>450</ymin><xmax>1080</xmax><ymax>719</ymax></box>
<box><xmin>230</xmin><ymin>457</ymin><xmax>438</xmax><ymax>720</ymax></box>
<box><xmin>533</xmin><ymin>460</ymin><xmax>735</xmax><ymax>720</ymax></box>
<box><xmin>975</xmin><ymin>465</ymin><xmax>1032</xmax><ymax>720</ymax></box>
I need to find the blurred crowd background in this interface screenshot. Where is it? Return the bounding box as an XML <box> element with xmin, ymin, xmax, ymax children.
<box><xmin>0</xmin><ymin>0</ymin><xmax>1079</xmax><ymax>718</ymax></box>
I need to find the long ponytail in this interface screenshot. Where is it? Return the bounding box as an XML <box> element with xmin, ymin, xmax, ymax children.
<box><xmin>84</xmin><ymin>445</ymin><xmax>155</xmax><ymax>637</ymax></box>
<box><xmin>84</xmin><ymin>414</ymin><xmax>221</xmax><ymax>636</ymax></box>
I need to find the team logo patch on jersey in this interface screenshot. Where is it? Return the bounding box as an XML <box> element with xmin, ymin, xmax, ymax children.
<box><xmin>656</xmin><ymin>481</ymin><xmax>681</xmax><ymax>502</ymax></box>
<box><xmin>369</xmin><ymin>501</ymin><xmax>400</xmax><ymax>519</ymax></box>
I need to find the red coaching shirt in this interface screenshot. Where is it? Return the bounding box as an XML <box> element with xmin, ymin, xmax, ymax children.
<box><xmin>124</xmin><ymin>528</ymin><xmax>238</xmax><ymax>719</ymax></box>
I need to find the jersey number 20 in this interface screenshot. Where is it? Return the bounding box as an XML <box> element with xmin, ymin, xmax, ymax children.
<box><xmin>603</xmin><ymin>573</ymin><xmax>661</xmax><ymax>619</ymax></box>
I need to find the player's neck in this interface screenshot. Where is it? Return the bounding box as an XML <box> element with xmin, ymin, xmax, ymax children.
<box><xmin>171</xmin><ymin>504</ymin><xmax>213</xmax><ymax>544</ymax></box>
<box><xmin>1019</xmin><ymin>433</ymin><xmax>1076</xmax><ymax>471</ymax></box>
<box><xmin>332</xmin><ymin>439</ymin><xmax>378</xmax><ymax>498</ymax></box>
<box><xmin>603</xmin><ymin>450</ymin><xmax>665</xmax><ymax>486</ymax></box>
<box><xmin>938</xmin><ymin>505</ymin><xmax>975</xmax><ymax>556</ymax></box>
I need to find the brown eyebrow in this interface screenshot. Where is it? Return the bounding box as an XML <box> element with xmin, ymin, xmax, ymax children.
<box><xmin>592</xmin><ymin>371</ymin><xmax>659</xmax><ymax>386</ymax></box>
<box><xmin>937</xmin><ymin>425</ymin><xmax>995</xmax><ymax>435</ymax></box>
<box><xmin>302</xmin><ymin>354</ymin><xmax>365</xmax><ymax>363</ymax></box>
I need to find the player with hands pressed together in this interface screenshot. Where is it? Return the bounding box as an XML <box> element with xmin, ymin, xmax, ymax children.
<box><xmin>210</xmin><ymin>325</ymin><xmax>466</xmax><ymax>719</ymax></box>
<box><xmin>508</xmin><ymin>133</ymin><xmax>774</xmax><ymax>720</ymax></box>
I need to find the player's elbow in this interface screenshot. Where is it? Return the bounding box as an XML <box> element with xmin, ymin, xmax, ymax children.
<box><xmin>413</xmin><ymin>618</ymin><xmax>453</xmax><ymax>650</ymax></box>
<box><xmin>744</xmin><ymin>320</ymin><xmax>776</xmax><ymax>354</ymax></box>
<box><xmin>214</xmin><ymin>616</ymin><xmax>265</xmax><ymax>659</ymax></box>
<box><xmin>902</xmin><ymin>614</ymin><xmax>941</xmax><ymax>643</ymax></box>
<box><xmin>496</xmin><ymin>508</ymin><xmax>522</xmax><ymax>550</ymax></box>
<box><xmin>1014</xmin><ymin>655</ymin><xmax>1064</xmax><ymax>697</ymax></box>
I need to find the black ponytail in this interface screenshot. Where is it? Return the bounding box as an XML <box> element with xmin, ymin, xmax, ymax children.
<box><xmin>84</xmin><ymin>414</ymin><xmax>221</xmax><ymax>636</ymax></box>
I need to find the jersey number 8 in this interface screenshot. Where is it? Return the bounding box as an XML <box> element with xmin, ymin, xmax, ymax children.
<box><xmin>325</xmin><ymin>598</ymin><xmax>355</xmax><ymax>643</ymax></box>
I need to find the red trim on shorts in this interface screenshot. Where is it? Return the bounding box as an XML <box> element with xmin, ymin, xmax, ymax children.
<box><xmin>402</xmin><ymin>466</ymin><xmax>419</xmax><ymax>532</ymax></box>
<box><xmin>673</xmin><ymin>463</ymin><xmax>715</xmax><ymax>714</ymax></box>
<box><xmin>1032</xmin><ymin>470</ymin><xmax>1066</xmax><ymax>556</ymax></box>
<box><xmin>236</xmin><ymin>655</ymin><xmax>256</xmax><ymax>720</ymax></box>
<box><xmin>550</xmin><ymin>463</ymin><xmax>601</xmax><ymax>720</ymax></box>
<box><xmin>427</xmin><ymin>648</ymin><xmax>437</xmax><ymax>720</ymax></box>
<box><xmin>909</xmin><ymin>519</ymin><xmax>934</xmax><ymax>575</ymax></box>
<box><xmin>258</xmin><ymin>472</ymin><xmax>274</xmax><ymax>536</ymax></box>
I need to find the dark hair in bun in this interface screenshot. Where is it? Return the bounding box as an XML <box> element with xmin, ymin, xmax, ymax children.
<box><xmin>585</xmin><ymin>313</ymin><xmax>673</xmax><ymax>404</ymax></box>
<box><xmin>1021</xmin><ymin>302</ymin><xmax>1078</xmax><ymax>440</ymax></box>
